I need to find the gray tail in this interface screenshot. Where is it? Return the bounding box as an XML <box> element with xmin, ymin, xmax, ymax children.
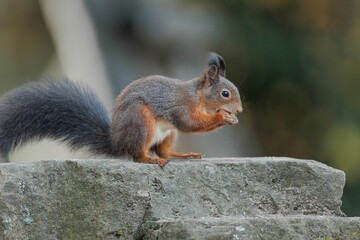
<box><xmin>0</xmin><ymin>78</ymin><xmax>113</xmax><ymax>160</ymax></box>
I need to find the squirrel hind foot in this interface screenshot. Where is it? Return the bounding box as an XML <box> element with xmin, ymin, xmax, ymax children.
<box><xmin>181</xmin><ymin>152</ymin><xmax>202</xmax><ymax>159</ymax></box>
<box><xmin>159</xmin><ymin>152</ymin><xmax>203</xmax><ymax>159</ymax></box>
<box><xmin>134</xmin><ymin>156</ymin><xmax>169</xmax><ymax>167</ymax></box>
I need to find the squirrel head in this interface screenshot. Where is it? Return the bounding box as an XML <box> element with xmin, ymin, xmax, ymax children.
<box><xmin>198</xmin><ymin>52</ymin><xmax>243</xmax><ymax>115</ymax></box>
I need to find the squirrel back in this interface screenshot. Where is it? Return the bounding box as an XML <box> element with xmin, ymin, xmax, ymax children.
<box><xmin>0</xmin><ymin>78</ymin><xmax>112</xmax><ymax>161</ymax></box>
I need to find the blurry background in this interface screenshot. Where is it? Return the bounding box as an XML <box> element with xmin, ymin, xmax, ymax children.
<box><xmin>0</xmin><ymin>0</ymin><xmax>359</xmax><ymax>216</ymax></box>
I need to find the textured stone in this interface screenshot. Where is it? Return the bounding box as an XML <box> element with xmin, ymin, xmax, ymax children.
<box><xmin>0</xmin><ymin>157</ymin><xmax>354</xmax><ymax>239</ymax></box>
<box><xmin>143</xmin><ymin>216</ymin><xmax>360</xmax><ymax>240</ymax></box>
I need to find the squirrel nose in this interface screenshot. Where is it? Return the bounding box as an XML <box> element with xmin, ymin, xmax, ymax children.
<box><xmin>236</xmin><ymin>106</ymin><xmax>243</xmax><ymax>114</ymax></box>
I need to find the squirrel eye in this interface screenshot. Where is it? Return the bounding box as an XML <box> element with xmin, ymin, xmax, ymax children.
<box><xmin>221</xmin><ymin>90</ymin><xmax>230</xmax><ymax>98</ymax></box>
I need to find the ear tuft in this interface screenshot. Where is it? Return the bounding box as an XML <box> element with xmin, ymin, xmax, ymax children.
<box><xmin>207</xmin><ymin>65</ymin><xmax>218</xmax><ymax>81</ymax></box>
<box><xmin>208</xmin><ymin>52</ymin><xmax>226</xmax><ymax>77</ymax></box>
<box><xmin>199</xmin><ymin>64</ymin><xmax>219</xmax><ymax>88</ymax></box>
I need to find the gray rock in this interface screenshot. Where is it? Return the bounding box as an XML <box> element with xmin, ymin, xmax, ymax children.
<box><xmin>0</xmin><ymin>157</ymin><xmax>355</xmax><ymax>239</ymax></box>
<box><xmin>144</xmin><ymin>216</ymin><xmax>360</xmax><ymax>240</ymax></box>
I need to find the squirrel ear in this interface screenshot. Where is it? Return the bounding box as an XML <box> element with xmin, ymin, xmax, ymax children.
<box><xmin>203</xmin><ymin>64</ymin><xmax>219</xmax><ymax>87</ymax></box>
<box><xmin>208</xmin><ymin>52</ymin><xmax>226</xmax><ymax>77</ymax></box>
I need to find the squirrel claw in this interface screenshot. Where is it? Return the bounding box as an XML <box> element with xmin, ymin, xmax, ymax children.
<box><xmin>190</xmin><ymin>153</ymin><xmax>202</xmax><ymax>159</ymax></box>
<box><xmin>134</xmin><ymin>157</ymin><xmax>168</xmax><ymax>167</ymax></box>
<box><xmin>180</xmin><ymin>153</ymin><xmax>202</xmax><ymax>159</ymax></box>
<box><xmin>157</xmin><ymin>158</ymin><xmax>169</xmax><ymax>167</ymax></box>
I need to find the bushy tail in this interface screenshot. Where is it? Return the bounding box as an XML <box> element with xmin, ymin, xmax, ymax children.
<box><xmin>0</xmin><ymin>78</ymin><xmax>113</xmax><ymax>161</ymax></box>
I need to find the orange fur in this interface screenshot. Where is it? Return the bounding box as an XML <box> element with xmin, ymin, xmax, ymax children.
<box><xmin>187</xmin><ymin>105</ymin><xmax>225</xmax><ymax>133</ymax></box>
<box><xmin>156</xmin><ymin>131</ymin><xmax>202</xmax><ymax>159</ymax></box>
<box><xmin>132</xmin><ymin>105</ymin><xmax>169</xmax><ymax>166</ymax></box>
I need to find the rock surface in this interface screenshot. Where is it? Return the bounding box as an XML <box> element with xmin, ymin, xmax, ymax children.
<box><xmin>0</xmin><ymin>157</ymin><xmax>358</xmax><ymax>239</ymax></box>
<box><xmin>144</xmin><ymin>216</ymin><xmax>360</xmax><ymax>240</ymax></box>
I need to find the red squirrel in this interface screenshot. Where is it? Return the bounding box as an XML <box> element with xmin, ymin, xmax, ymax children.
<box><xmin>0</xmin><ymin>53</ymin><xmax>242</xmax><ymax>166</ymax></box>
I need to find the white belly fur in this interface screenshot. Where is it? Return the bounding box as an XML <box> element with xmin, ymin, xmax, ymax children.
<box><xmin>151</xmin><ymin>119</ymin><xmax>175</xmax><ymax>146</ymax></box>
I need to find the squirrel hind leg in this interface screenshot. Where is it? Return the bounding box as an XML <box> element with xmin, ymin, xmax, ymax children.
<box><xmin>155</xmin><ymin>131</ymin><xmax>203</xmax><ymax>160</ymax></box>
<box><xmin>124</xmin><ymin>104</ymin><xmax>168</xmax><ymax>167</ymax></box>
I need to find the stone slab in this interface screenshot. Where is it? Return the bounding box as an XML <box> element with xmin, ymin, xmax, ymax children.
<box><xmin>0</xmin><ymin>158</ymin><xmax>347</xmax><ymax>239</ymax></box>
<box><xmin>143</xmin><ymin>216</ymin><xmax>360</xmax><ymax>240</ymax></box>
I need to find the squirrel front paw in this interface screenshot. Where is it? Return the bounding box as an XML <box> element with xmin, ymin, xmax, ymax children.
<box><xmin>224</xmin><ymin>113</ymin><xmax>238</xmax><ymax>125</ymax></box>
<box><xmin>218</xmin><ymin>110</ymin><xmax>238</xmax><ymax>125</ymax></box>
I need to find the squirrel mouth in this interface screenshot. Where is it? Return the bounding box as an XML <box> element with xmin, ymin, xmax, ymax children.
<box><xmin>216</xmin><ymin>108</ymin><xmax>232</xmax><ymax>114</ymax></box>
<box><xmin>209</xmin><ymin>108</ymin><xmax>235</xmax><ymax>115</ymax></box>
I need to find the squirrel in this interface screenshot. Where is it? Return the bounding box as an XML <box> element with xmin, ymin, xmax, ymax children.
<box><xmin>0</xmin><ymin>53</ymin><xmax>242</xmax><ymax>166</ymax></box>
